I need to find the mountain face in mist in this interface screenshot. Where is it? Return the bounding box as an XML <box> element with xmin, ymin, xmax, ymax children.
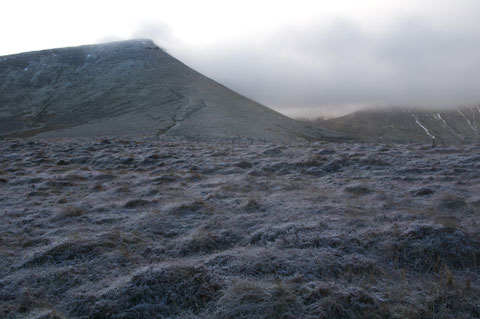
<box><xmin>319</xmin><ymin>107</ymin><xmax>480</xmax><ymax>144</ymax></box>
<box><xmin>0</xmin><ymin>39</ymin><xmax>343</xmax><ymax>142</ymax></box>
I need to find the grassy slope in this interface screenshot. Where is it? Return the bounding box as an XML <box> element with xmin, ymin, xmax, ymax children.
<box><xmin>0</xmin><ymin>40</ymin><xmax>344</xmax><ymax>142</ymax></box>
<box><xmin>319</xmin><ymin>107</ymin><xmax>480</xmax><ymax>144</ymax></box>
<box><xmin>0</xmin><ymin>137</ymin><xmax>479</xmax><ymax>318</ymax></box>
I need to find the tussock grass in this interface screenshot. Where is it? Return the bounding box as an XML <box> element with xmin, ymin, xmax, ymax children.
<box><xmin>123</xmin><ymin>199</ymin><xmax>150</xmax><ymax>208</ymax></box>
<box><xmin>434</xmin><ymin>193</ymin><xmax>468</xmax><ymax>212</ymax></box>
<box><xmin>170</xmin><ymin>229</ymin><xmax>241</xmax><ymax>256</ymax></box>
<box><xmin>54</xmin><ymin>206</ymin><xmax>86</xmax><ymax>219</ymax></box>
<box><xmin>243</xmin><ymin>196</ymin><xmax>263</xmax><ymax>213</ymax></box>
<box><xmin>20</xmin><ymin>239</ymin><xmax>115</xmax><ymax>268</ymax></box>
<box><xmin>2</xmin><ymin>138</ymin><xmax>480</xmax><ymax>319</ymax></box>
<box><xmin>168</xmin><ymin>199</ymin><xmax>214</xmax><ymax>216</ymax></box>
<box><xmin>76</xmin><ymin>265</ymin><xmax>221</xmax><ymax>318</ymax></box>
<box><xmin>314</xmin><ymin>286</ymin><xmax>389</xmax><ymax>319</ymax></box>
<box><xmin>343</xmin><ymin>183</ymin><xmax>373</xmax><ymax>195</ymax></box>
<box><xmin>212</xmin><ymin>279</ymin><xmax>306</xmax><ymax>319</ymax></box>
<box><xmin>381</xmin><ymin>225</ymin><xmax>480</xmax><ymax>272</ymax></box>
<box><xmin>92</xmin><ymin>182</ymin><xmax>104</xmax><ymax>191</ymax></box>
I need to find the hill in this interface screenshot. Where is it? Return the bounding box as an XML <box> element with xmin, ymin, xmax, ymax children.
<box><xmin>0</xmin><ymin>39</ymin><xmax>343</xmax><ymax>142</ymax></box>
<box><xmin>318</xmin><ymin>107</ymin><xmax>480</xmax><ymax>144</ymax></box>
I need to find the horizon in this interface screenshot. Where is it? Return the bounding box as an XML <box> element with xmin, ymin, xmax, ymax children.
<box><xmin>2</xmin><ymin>0</ymin><xmax>480</xmax><ymax>117</ymax></box>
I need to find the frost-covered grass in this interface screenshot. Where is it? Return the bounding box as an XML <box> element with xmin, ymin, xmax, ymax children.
<box><xmin>0</xmin><ymin>137</ymin><xmax>479</xmax><ymax>318</ymax></box>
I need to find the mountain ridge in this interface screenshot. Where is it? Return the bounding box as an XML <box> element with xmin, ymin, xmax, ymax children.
<box><xmin>316</xmin><ymin>106</ymin><xmax>480</xmax><ymax>144</ymax></box>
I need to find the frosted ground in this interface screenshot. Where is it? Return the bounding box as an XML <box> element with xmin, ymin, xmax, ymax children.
<box><xmin>0</xmin><ymin>137</ymin><xmax>479</xmax><ymax>318</ymax></box>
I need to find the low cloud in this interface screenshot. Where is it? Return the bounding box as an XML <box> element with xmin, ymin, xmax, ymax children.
<box><xmin>131</xmin><ymin>21</ymin><xmax>176</xmax><ymax>51</ymax></box>
<box><xmin>137</xmin><ymin>16</ymin><xmax>480</xmax><ymax>117</ymax></box>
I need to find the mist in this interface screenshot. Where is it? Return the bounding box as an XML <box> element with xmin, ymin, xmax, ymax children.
<box><xmin>2</xmin><ymin>0</ymin><xmax>480</xmax><ymax>118</ymax></box>
<box><xmin>136</xmin><ymin>16</ymin><xmax>480</xmax><ymax>118</ymax></box>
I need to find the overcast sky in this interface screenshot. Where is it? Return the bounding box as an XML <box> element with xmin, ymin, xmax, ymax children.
<box><xmin>2</xmin><ymin>0</ymin><xmax>480</xmax><ymax>117</ymax></box>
